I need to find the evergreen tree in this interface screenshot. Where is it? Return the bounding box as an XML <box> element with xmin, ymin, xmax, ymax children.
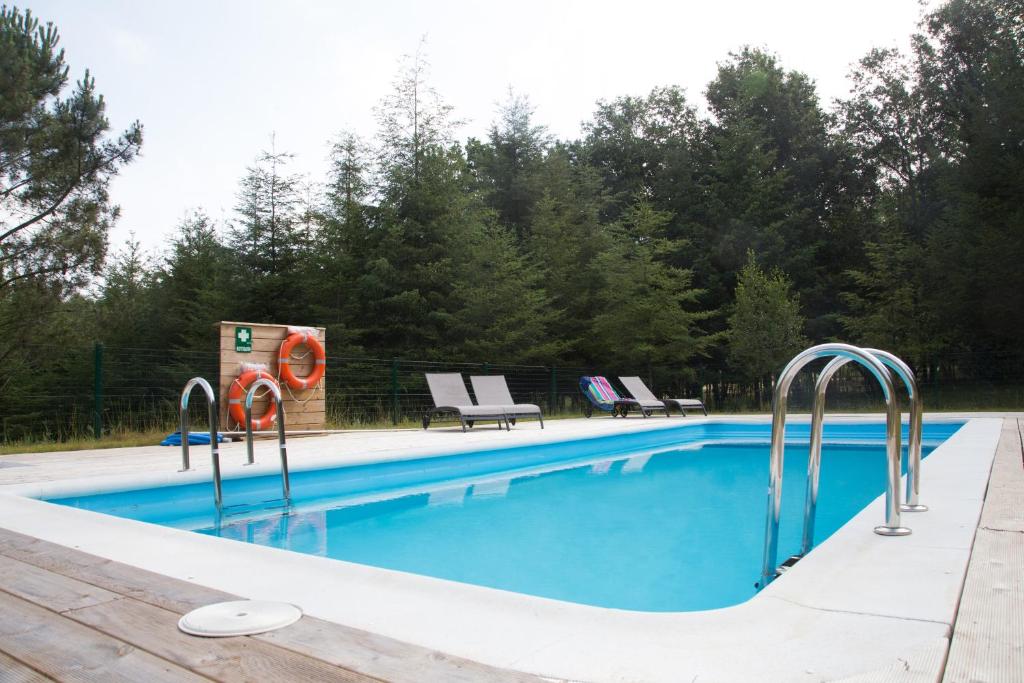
<box><xmin>95</xmin><ymin>236</ymin><xmax>159</xmax><ymax>348</ymax></box>
<box><xmin>450</xmin><ymin>222</ymin><xmax>565</xmax><ymax>364</ymax></box>
<box><xmin>228</xmin><ymin>144</ymin><xmax>308</xmax><ymax>324</ymax></box>
<box><xmin>589</xmin><ymin>199</ymin><xmax>707</xmax><ymax>376</ymax></box>
<box><xmin>840</xmin><ymin>222</ymin><xmax>943</xmax><ymax>364</ymax></box>
<box><xmin>468</xmin><ymin>89</ymin><xmax>549</xmax><ymax>242</ymax></box>
<box><xmin>153</xmin><ymin>211</ymin><xmax>237</xmax><ymax>352</ymax></box>
<box><xmin>374</xmin><ymin>39</ymin><xmax>458</xmax><ymax>188</ymax></box>
<box><xmin>0</xmin><ymin>6</ymin><xmax>141</xmax><ymax>367</ymax></box>
<box><xmin>354</xmin><ymin>45</ymin><xmax>492</xmax><ymax>356</ymax></box>
<box><xmin>704</xmin><ymin>48</ymin><xmax>866</xmax><ymax>340</ymax></box>
<box><xmin>0</xmin><ymin>7</ymin><xmax>142</xmax><ymax>297</ymax></box>
<box><xmin>311</xmin><ymin>132</ymin><xmax>373</xmax><ymax>353</ymax></box>
<box><xmin>726</xmin><ymin>251</ymin><xmax>806</xmax><ymax>402</ymax></box>
<box><xmin>526</xmin><ymin>145</ymin><xmax>612</xmax><ymax>362</ymax></box>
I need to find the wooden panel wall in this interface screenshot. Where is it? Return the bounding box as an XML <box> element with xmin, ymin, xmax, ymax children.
<box><xmin>218</xmin><ymin>322</ymin><xmax>326</xmax><ymax>431</ymax></box>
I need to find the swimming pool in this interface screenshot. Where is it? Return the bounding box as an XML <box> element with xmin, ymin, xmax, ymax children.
<box><xmin>48</xmin><ymin>420</ymin><xmax>964</xmax><ymax>612</ymax></box>
<box><xmin>0</xmin><ymin>416</ymin><xmax>1003</xmax><ymax>681</ymax></box>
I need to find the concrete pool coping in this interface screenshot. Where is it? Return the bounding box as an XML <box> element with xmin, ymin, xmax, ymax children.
<box><xmin>0</xmin><ymin>414</ymin><xmax>1005</xmax><ymax>682</ymax></box>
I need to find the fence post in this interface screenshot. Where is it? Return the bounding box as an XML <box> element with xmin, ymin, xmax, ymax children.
<box><xmin>549</xmin><ymin>366</ymin><xmax>557</xmax><ymax>415</ymax></box>
<box><xmin>92</xmin><ymin>342</ymin><xmax>104</xmax><ymax>439</ymax></box>
<box><xmin>391</xmin><ymin>358</ymin><xmax>400</xmax><ymax>426</ymax></box>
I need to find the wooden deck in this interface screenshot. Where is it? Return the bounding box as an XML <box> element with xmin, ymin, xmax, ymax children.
<box><xmin>0</xmin><ymin>528</ymin><xmax>538</xmax><ymax>682</ymax></box>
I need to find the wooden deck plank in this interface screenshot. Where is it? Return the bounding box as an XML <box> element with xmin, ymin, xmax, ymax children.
<box><xmin>0</xmin><ymin>554</ymin><xmax>121</xmax><ymax>614</ymax></box>
<box><xmin>943</xmin><ymin>527</ymin><xmax>1024</xmax><ymax>682</ymax></box>
<box><xmin>0</xmin><ymin>546</ymin><xmax>372</xmax><ymax>682</ymax></box>
<box><xmin>66</xmin><ymin>597</ymin><xmax>378</xmax><ymax>683</ymax></box>
<box><xmin>0</xmin><ymin>531</ymin><xmax>236</xmax><ymax>614</ymax></box>
<box><xmin>0</xmin><ymin>591</ymin><xmax>209</xmax><ymax>683</ymax></box>
<box><xmin>256</xmin><ymin>617</ymin><xmax>541</xmax><ymax>683</ymax></box>
<box><xmin>0</xmin><ymin>650</ymin><xmax>55</xmax><ymax>682</ymax></box>
<box><xmin>0</xmin><ymin>528</ymin><xmax>539</xmax><ymax>682</ymax></box>
<box><xmin>978</xmin><ymin>418</ymin><xmax>1024</xmax><ymax>533</ymax></box>
<box><xmin>943</xmin><ymin>418</ymin><xmax>1024</xmax><ymax>683</ymax></box>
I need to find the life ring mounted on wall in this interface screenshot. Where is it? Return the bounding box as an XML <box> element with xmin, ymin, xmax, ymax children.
<box><xmin>228</xmin><ymin>370</ymin><xmax>279</xmax><ymax>430</ymax></box>
<box><xmin>278</xmin><ymin>330</ymin><xmax>326</xmax><ymax>390</ymax></box>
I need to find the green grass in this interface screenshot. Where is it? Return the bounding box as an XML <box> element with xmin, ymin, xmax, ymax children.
<box><xmin>0</xmin><ymin>428</ymin><xmax>171</xmax><ymax>456</ymax></box>
<box><xmin>0</xmin><ymin>411</ymin><xmax>591</xmax><ymax>455</ymax></box>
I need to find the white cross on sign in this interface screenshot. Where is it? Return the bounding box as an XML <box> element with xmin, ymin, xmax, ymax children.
<box><xmin>235</xmin><ymin>326</ymin><xmax>253</xmax><ymax>352</ymax></box>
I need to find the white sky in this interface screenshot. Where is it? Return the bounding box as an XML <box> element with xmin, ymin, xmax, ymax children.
<box><xmin>30</xmin><ymin>0</ymin><xmax>926</xmax><ymax>254</ymax></box>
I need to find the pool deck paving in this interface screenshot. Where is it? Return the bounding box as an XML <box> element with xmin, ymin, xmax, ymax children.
<box><xmin>0</xmin><ymin>413</ymin><xmax>1020</xmax><ymax>682</ymax></box>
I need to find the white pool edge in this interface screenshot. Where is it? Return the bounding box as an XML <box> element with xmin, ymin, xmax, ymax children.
<box><xmin>0</xmin><ymin>416</ymin><xmax>1001</xmax><ymax>682</ymax></box>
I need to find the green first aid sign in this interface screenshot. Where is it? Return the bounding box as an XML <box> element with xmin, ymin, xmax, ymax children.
<box><xmin>235</xmin><ymin>326</ymin><xmax>253</xmax><ymax>352</ymax></box>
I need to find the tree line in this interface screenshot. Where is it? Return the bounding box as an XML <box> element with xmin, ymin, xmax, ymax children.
<box><xmin>2</xmin><ymin>0</ymin><xmax>1022</xmax><ymax>433</ymax></box>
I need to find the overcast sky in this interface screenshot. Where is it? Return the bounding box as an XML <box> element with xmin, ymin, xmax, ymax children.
<box><xmin>31</xmin><ymin>0</ymin><xmax>927</xmax><ymax>254</ymax></box>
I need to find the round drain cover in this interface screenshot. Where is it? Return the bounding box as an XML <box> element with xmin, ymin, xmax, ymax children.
<box><xmin>178</xmin><ymin>600</ymin><xmax>302</xmax><ymax>637</ymax></box>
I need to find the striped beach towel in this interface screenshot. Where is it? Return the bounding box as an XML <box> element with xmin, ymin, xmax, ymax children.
<box><xmin>580</xmin><ymin>376</ymin><xmax>622</xmax><ymax>411</ymax></box>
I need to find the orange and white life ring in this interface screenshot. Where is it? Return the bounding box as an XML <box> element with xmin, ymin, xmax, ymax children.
<box><xmin>228</xmin><ymin>370</ymin><xmax>279</xmax><ymax>430</ymax></box>
<box><xmin>279</xmin><ymin>330</ymin><xmax>325</xmax><ymax>390</ymax></box>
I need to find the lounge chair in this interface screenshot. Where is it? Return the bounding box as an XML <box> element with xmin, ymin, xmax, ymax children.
<box><xmin>578</xmin><ymin>376</ymin><xmax>668</xmax><ymax>418</ymax></box>
<box><xmin>618</xmin><ymin>376</ymin><xmax>707</xmax><ymax>416</ymax></box>
<box><xmin>470</xmin><ymin>375</ymin><xmax>544</xmax><ymax>429</ymax></box>
<box><xmin>423</xmin><ymin>373</ymin><xmax>509</xmax><ymax>431</ymax></box>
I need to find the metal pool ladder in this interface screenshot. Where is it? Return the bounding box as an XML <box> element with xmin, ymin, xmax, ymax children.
<box><xmin>801</xmin><ymin>349</ymin><xmax>927</xmax><ymax>555</ymax></box>
<box><xmin>757</xmin><ymin>343</ymin><xmax>916</xmax><ymax>589</ymax></box>
<box><xmin>178</xmin><ymin>376</ymin><xmax>291</xmax><ymax>510</ymax></box>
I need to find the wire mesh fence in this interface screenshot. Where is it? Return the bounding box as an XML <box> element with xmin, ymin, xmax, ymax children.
<box><xmin>324</xmin><ymin>358</ymin><xmax>595</xmax><ymax>426</ymax></box>
<box><xmin>2</xmin><ymin>343</ymin><xmax>1021</xmax><ymax>444</ymax></box>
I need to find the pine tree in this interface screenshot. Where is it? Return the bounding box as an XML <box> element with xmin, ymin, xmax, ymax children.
<box><xmin>310</xmin><ymin>131</ymin><xmax>373</xmax><ymax>353</ymax></box>
<box><xmin>450</xmin><ymin>222</ymin><xmax>565</xmax><ymax>364</ymax></box>
<box><xmin>589</xmin><ymin>199</ymin><xmax>707</xmax><ymax>376</ymax></box>
<box><xmin>726</xmin><ymin>251</ymin><xmax>806</xmax><ymax>402</ymax></box>
<box><xmin>526</xmin><ymin>146</ymin><xmax>612</xmax><ymax>362</ymax></box>
<box><xmin>154</xmin><ymin>211</ymin><xmax>237</xmax><ymax>351</ymax></box>
<box><xmin>228</xmin><ymin>143</ymin><xmax>308</xmax><ymax>323</ymax></box>
<box><xmin>468</xmin><ymin>89</ymin><xmax>549</xmax><ymax>242</ymax></box>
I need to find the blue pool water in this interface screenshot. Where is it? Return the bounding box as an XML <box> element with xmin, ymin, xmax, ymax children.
<box><xmin>49</xmin><ymin>420</ymin><xmax>964</xmax><ymax>612</ymax></box>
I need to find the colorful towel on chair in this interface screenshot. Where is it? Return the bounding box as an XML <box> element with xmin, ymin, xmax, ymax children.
<box><xmin>579</xmin><ymin>376</ymin><xmax>625</xmax><ymax>411</ymax></box>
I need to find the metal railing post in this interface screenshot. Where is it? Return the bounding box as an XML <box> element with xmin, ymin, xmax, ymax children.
<box><xmin>391</xmin><ymin>358</ymin><xmax>400</xmax><ymax>426</ymax></box>
<box><xmin>92</xmin><ymin>342</ymin><xmax>104</xmax><ymax>439</ymax></box>
<box><xmin>549</xmin><ymin>366</ymin><xmax>557</xmax><ymax>415</ymax></box>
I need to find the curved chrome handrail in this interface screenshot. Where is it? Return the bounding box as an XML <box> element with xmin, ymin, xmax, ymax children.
<box><xmin>758</xmin><ymin>343</ymin><xmax>908</xmax><ymax>588</ymax></box>
<box><xmin>242</xmin><ymin>378</ymin><xmax>291</xmax><ymax>505</ymax></box>
<box><xmin>865</xmin><ymin>349</ymin><xmax>925</xmax><ymax>513</ymax></box>
<box><xmin>800</xmin><ymin>349</ymin><xmax>924</xmax><ymax>556</ymax></box>
<box><xmin>179</xmin><ymin>377</ymin><xmax>219</xmax><ymax>473</ymax></box>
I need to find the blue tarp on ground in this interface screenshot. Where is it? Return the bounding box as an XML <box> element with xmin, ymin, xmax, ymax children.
<box><xmin>160</xmin><ymin>431</ymin><xmax>225</xmax><ymax>446</ymax></box>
